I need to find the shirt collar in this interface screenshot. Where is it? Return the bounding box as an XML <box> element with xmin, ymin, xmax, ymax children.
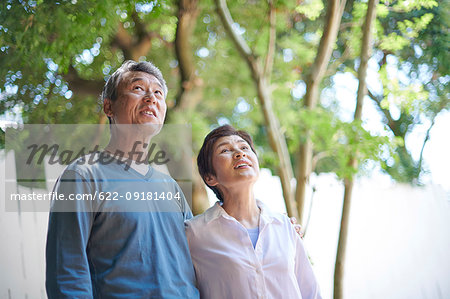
<box><xmin>203</xmin><ymin>201</ymin><xmax>228</xmax><ymax>224</ymax></box>
<box><xmin>257</xmin><ymin>199</ymin><xmax>283</xmax><ymax>225</ymax></box>
<box><xmin>203</xmin><ymin>199</ymin><xmax>283</xmax><ymax>225</ymax></box>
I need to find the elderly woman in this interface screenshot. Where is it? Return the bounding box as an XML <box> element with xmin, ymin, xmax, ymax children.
<box><xmin>186</xmin><ymin>125</ymin><xmax>321</xmax><ymax>299</ymax></box>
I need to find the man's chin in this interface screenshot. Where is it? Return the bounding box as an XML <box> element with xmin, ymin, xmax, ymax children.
<box><xmin>137</xmin><ymin>122</ymin><xmax>164</xmax><ymax>136</ymax></box>
<box><xmin>112</xmin><ymin>123</ymin><xmax>164</xmax><ymax>137</ymax></box>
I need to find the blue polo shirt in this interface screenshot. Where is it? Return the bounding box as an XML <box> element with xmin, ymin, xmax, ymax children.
<box><xmin>46</xmin><ymin>152</ymin><xmax>199</xmax><ymax>298</ymax></box>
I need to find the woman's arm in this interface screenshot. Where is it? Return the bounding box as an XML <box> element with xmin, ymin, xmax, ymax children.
<box><xmin>293</xmin><ymin>233</ymin><xmax>322</xmax><ymax>299</ymax></box>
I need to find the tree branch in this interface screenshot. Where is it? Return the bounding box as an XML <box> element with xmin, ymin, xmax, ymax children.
<box><xmin>304</xmin><ymin>0</ymin><xmax>347</xmax><ymax>106</ymax></box>
<box><xmin>335</xmin><ymin>2</ymin><xmax>379</xmax><ymax>295</ymax></box>
<box><xmin>111</xmin><ymin>11</ymin><xmax>168</xmax><ymax>61</ymax></box>
<box><xmin>131</xmin><ymin>11</ymin><xmax>148</xmax><ymax>40</ymax></box>
<box><xmin>174</xmin><ymin>0</ymin><xmax>203</xmax><ymax>110</ymax></box>
<box><xmin>311</xmin><ymin>150</ymin><xmax>331</xmax><ymax>172</ymax></box>
<box><xmin>296</xmin><ymin>0</ymin><xmax>347</xmax><ymax>223</ymax></box>
<box><xmin>417</xmin><ymin>116</ymin><xmax>435</xmax><ymax>173</ymax></box>
<box><xmin>175</xmin><ymin>0</ymin><xmax>199</xmax><ymax>85</ymax></box>
<box><xmin>112</xmin><ymin>23</ymin><xmax>134</xmax><ymax>60</ymax></box>
<box><xmin>324</xmin><ymin>45</ymin><xmax>351</xmax><ymax>77</ymax></box>
<box><xmin>263</xmin><ymin>0</ymin><xmax>276</xmax><ymax>81</ymax></box>
<box><xmin>354</xmin><ymin>0</ymin><xmax>379</xmax><ymax>120</ymax></box>
<box><xmin>64</xmin><ymin>65</ymin><xmax>105</xmax><ymax>98</ymax></box>
<box><xmin>129</xmin><ymin>11</ymin><xmax>153</xmax><ymax>59</ymax></box>
<box><xmin>339</xmin><ymin>22</ymin><xmax>354</xmax><ymax>30</ymax></box>
<box><xmin>215</xmin><ymin>0</ymin><xmax>254</xmax><ymax>63</ymax></box>
<box><xmin>367</xmin><ymin>88</ymin><xmax>398</xmax><ymax>134</ymax></box>
<box><xmin>215</xmin><ymin>0</ymin><xmax>297</xmax><ymax>218</ymax></box>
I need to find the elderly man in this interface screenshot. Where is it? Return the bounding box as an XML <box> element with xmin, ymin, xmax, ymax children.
<box><xmin>45</xmin><ymin>61</ymin><xmax>199</xmax><ymax>298</ymax></box>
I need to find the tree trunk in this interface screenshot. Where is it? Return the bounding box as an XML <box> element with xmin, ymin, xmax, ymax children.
<box><xmin>334</xmin><ymin>176</ymin><xmax>354</xmax><ymax>299</ymax></box>
<box><xmin>174</xmin><ymin>0</ymin><xmax>204</xmax><ymax>111</ymax></box>
<box><xmin>296</xmin><ymin>0</ymin><xmax>347</xmax><ymax>223</ymax></box>
<box><xmin>173</xmin><ymin>0</ymin><xmax>210</xmax><ymax>214</ymax></box>
<box><xmin>334</xmin><ymin>0</ymin><xmax>378</xmax><ymax>297</ymax></box>
<box><xmin>191</xmin><ymin>158</ymin><xmax>211</xmax><ymax>215</ymax></box>
<box><xmin>215</xmin><ymin>0</ymin><xmax>298</xmax><ymax>217</ymax></box>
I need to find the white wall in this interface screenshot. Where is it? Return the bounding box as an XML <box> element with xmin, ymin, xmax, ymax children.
<box><xmin>1</xmin><ymin>151</ymin><xmax>48</xmax><ymax>298</ymax></box>
<box><xmin>2</xmin><ymin>151</ymin><xmax>450</xmax><ymax>298</ymax></box>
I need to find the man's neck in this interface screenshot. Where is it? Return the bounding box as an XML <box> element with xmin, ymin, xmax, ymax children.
<box><xmin>105</xmin><ymin>136</ymin><xmax>152</xmax><ymax>164</ymax></box>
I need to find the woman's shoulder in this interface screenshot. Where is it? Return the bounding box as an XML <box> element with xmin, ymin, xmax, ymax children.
<box><xmin>185</xmin><ymin>202</ymin><xmax>221</xmax><ymax>231</ymax></box>
<box><xmin>258</xmin><ymin>200</ymin><xmax>291</xmax><ymax>224</ymax></box>
<box><xmin>257</xmin><ymin>200</ymin><xmax>298</xmax><ymax>239</ymax></box>
<box><xmin>185</xmin><ymin>210</ymin><xmax>207</xmax><ymax>228</ymax></box>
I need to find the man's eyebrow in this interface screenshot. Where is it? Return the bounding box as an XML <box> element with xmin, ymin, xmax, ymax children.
<box><xmin>130</xmin><ymin>77</ymin><xmax>163</xmax><ymax>89</ymax></box>
<box><xmin>130</xmin><ymin>77</ymin><xmax>145</xmax><ymax>83</ymax></box>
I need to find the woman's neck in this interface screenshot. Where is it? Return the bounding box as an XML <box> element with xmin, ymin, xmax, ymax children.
<box><xmin>222</xmin><ymin>186</ymin><xmax>260</xmax><ymax>229</ymax></box>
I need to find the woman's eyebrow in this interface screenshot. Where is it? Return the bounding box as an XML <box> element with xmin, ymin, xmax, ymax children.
<box><xmin>215</xmin><ymin>141</ymin><xmax>231</xmax><ymax>148</ymax></box>
<box><xmin>215</xmin><ymin>140</ymin><xmax>247</xmax><ymax>149</ymax></box>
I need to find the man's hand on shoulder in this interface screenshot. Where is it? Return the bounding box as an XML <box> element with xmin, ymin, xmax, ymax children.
<box><xmin>290</xmin><ymin>217</ymin><xmax>304</xmax><ymax>239</ymax></box>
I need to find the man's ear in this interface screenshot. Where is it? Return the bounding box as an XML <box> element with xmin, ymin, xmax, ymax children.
<box><xmin>205</xmin><ymin>174</ymin><xmax>218</xmax><ymax>187</ymax></box>
<box><xmin>103</xmin><ymin>98</ymin><xmax>113</xmax><ymax>117</ymax></box>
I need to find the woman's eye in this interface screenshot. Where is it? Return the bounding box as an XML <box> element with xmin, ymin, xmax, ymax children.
<box><xmin>134</xmin><ymin>86</ymin><xmax>143</xmax><ymax>91</ymax></box>
<box><xmin>221</xmin><ymin>149</ymin><xmax>229</xmax><ymax>153</ymax></box>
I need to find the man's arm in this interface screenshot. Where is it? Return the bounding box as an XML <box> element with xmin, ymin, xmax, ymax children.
<box><xmin>174</xmin><ymin>182</ymin><xmax>193</xmax><ymax>221</ymax></box>
<box><xmin>46</xmin><ymin>170</ymin><xmax>95</xmax><ymax>298</ymax></box>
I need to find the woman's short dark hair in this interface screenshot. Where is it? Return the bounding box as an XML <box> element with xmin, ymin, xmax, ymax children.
<box><xmin>197</xmin><ymin>125</ymin><xmax>256</xmax><ymax>202</ymax></box>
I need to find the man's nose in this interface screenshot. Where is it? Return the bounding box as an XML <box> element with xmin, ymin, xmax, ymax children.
<box><xmin>143</xmin><ymin>92</ymin><xmax>157</xmax><ymax>103</ymax></box>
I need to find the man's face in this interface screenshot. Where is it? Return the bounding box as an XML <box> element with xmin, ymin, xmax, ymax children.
<box><xmin>104</xmin><ymin>71</ymin><xmax>167</xmax><ymax>125</ymax></box>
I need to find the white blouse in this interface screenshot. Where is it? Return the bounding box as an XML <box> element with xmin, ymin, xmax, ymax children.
<box><xmin>185</xmin><ymin>200</ymin><xmax>322</xmax><ymax>299</ymax></box>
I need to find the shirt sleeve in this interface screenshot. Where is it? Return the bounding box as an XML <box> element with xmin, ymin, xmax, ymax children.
<box><xmin>175</xmin><ymin>183</ymin><xmax>193</xmax><ymax>221</ymax></box>
<box><xmin>294</xmin><ymin>233</ymin><xmax>322</xmax><ymax>299</ymax></box>
<box><xmin>45</xmin><ymin>169</ymin><xmax>96</xmax><ymax>299</ymax></box>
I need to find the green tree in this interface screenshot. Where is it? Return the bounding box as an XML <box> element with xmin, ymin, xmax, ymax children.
<box><xmin>328</xmin><ymin>0</ymin><xmax>448</xmax><ymax>184</ymax></box>
<box><xmin>334</xmin><ymin>0</ymin><xmax>379</xmax><ymax>297</ymax></box>
<box><xmin>0</xmin><ymin>0</ymin><xmax>446</xmax><ymax>224</ymax></box>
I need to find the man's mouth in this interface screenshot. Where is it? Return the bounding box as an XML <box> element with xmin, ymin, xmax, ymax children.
<box><xmin>142</xmin><ymin>111</ymin><xmax>154</xmax><ymax>116</ymax></box>
<box><xmin>141</xmin><ymin>108</ymin><xmax>156</xmax><ymax>117</ymax></box>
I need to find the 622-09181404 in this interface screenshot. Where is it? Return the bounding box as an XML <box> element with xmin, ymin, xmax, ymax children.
<box><xmin>95</xmin><ymin>191</ymin><xmax>182</xmax><ymax>201</ymax></box>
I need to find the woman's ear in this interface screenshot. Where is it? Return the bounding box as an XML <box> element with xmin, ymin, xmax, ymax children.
<box><xmin>205</xmin><ymin>174</ymin><xmax>218</xmax><ymax>187</ymax></box>
<box><xmin>103</xmin><ymin>98</ymin><xmax>113</xmax><ymax>117</ymax></box>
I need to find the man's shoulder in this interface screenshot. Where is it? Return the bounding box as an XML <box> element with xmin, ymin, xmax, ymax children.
<box><xmin>149</xmin><ymin>167</ymin><xmax>178</xmax><ymax>183</ymax></box>
<box><xmin>61</xmin><ymin>153</ymin><xmax>181</xmax><ymax>185</ymax></box>
<box><xmin>61</xmin><ymin>151</ymin><xmax>123</xmax><ymax>179</ymax></box>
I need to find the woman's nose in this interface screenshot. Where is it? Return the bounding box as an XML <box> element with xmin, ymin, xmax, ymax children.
<box><xmin>234</xmin><ymin>150</ymin><xmax>246</xmax><ymax>158</ymax></box>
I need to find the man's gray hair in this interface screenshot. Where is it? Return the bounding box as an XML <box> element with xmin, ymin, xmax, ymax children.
<box><xmin>101</xmin><ymin>60</ymin><xmax>168</xmax><ymax>102</ymax></box>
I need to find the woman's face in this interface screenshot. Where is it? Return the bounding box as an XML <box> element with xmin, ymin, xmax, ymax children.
<box><xmin>206</xmin><ymin>135</ymin><xmax>260</xmax><ymax>189</ymax></box>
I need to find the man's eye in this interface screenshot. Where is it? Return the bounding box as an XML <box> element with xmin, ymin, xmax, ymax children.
<box><xmin>134</xmin><ymin>86</ymin><xmax>143</xmax><ymax>91</ymax></box>
<box><xmin>221</xmin><ymin>149</ymin><xmax>229</xmax><ymax>153</ymax></box>
<box><xmin>155</xmin><ymin>90</ymin><xmax>163</xmax><ymax>95</ymax></box>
